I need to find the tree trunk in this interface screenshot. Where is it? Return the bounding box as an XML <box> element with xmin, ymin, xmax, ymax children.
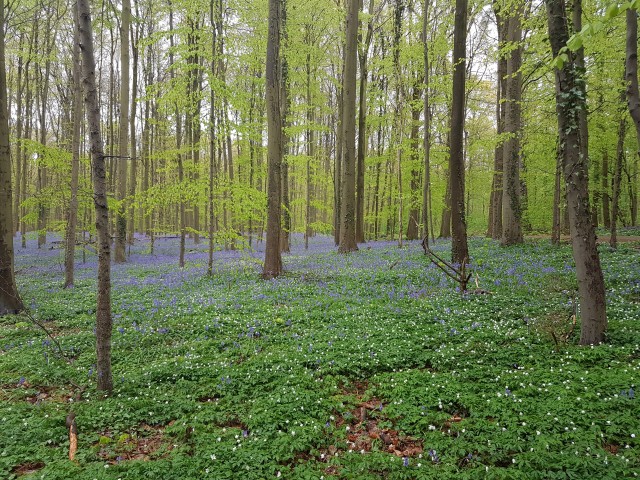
<box><xmin>13</xmin><ymin>33</ymin><xmax>24</xmax><ymax>237</ymax></box>
<box><xmin>422</xmin><ymin>0</ymin><xmax>432</xmax><ymax>243</ymax></box>
<box><xmin>450</xmin><ymin>0</ymin><xmax>469</xmax><ymax>264</ymax></box>
<box><xmin>551</xmin><ymin>141</ymin><xmax>562</xmax><ymax>245</ymax></box>
<box><xmin>626</xmin><ymin>8</ymin><xmax>640</xmax><ymax>225</ymax></box>
<box><xmin>65</xmin><ymin>7</ymin><xmax>83</xmax><ymax>289</ymax></box>
<box><xmin>280</xmin><ymin>3</ymin><xmax>291</xmax><ymax>254</ymax></box>
<box><xmin>334</xmin><ymin>80</ymin><xmax>343</xmax><ymax>245</ymax></box>
<box><xmin>115</xmin><ymin>0</ymin><xmax>131</xmax><ymax>263</ymax></box>
<box><xmin>610</xmin><ymin>113</ymin><xmax>626</xmax><ymax>249</ymax></box>
<box><xmin>305</xmin><ymin>47</ymin><xmax>315</xmax><ymax>249</ymax></box>
<box><xmin>602</xmin><ymin>151</ymin><xmax>611</xmax><ymax>228</ymax></box>
<box><xmin>77</xmin><ymin>0</ymin><xmax>113</xmax><ymax>391</ymax></box>
<box><xmin>208</xmin><ymin>0</ymin><xmax>218</xmax><ymax>275</ymax></box>
<box><xmin>406</xmin><ymin>81</ymin><xmax>422</xmax><ymax>241</ymax></box>
<box><xmin>356</xmin><ymin>0</ymin><xmax>374</xmax><ymax>244</ymax></box>
<box><xmin>545</xmin><ymin>0</ymin><xmax>607</xmax><ymax>345</ymax></box>
<box><xmin>128</xmin><ymin>11</ymin><xmax>139</xmax><ymax>246</ymax></box>
<box><xmin>501</xmin><ymin>5</ymin><xmax>523</xmax><ymax>245</ymax></box>
<box><xmin>263</xmin><ymin>0</ymin><xmax>283</xmax><ymax>278</ymax></box>
<box><xmin>338</xmin><ymin>0</ymin><xmax>359</xmax><ymax>253</ymax></box>
<box><xmin>0</xmin><ymin>0</ymin><xmax>24</xmax><ymax>315</ymax></box>
<box><xmin>36</xmin><ymin>13</ymin><xmax>53</xmax><ymax>249</ymax></box>
<box><xmin>488</xmin><ymin>4</ymin><xmax>506</xmax><ymax>239</ymax></box>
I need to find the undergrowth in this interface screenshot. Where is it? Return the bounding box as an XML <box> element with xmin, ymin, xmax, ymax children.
<box><xmin>0</xmin><ymin>235</ymin><xmax>638</xmax><ymax>479</ymax></box>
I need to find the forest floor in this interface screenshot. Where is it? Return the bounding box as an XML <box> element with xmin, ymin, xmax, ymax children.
<box><xmin>527</xmin><ymin>234</ymin><xmax>640</xmax><ymax>244</ymax></box>
<box><xmin>1</xmin><ymin>232</ymin><xmax>639</xmax><ymax>479</ymax></box>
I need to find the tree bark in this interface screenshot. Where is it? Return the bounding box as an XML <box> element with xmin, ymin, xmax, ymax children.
<box><xmin>77</xmin><ymin>0</ymin><xmax>113</xmax><ymax>391</ymax></box>
<box><xmin>450</xmin><ymin>0</ymin><xmax>469</xmax><ymax>264</ymax></box>
<box><xmin>338</xmin><ymin>0</ymin><xmax>359</xmax><ymax>253</ymax></box>
<box><xmin>626</xmin><ymin>8</ymin><xmax>640</xmax><ymax>225</ymax></box>
<box><xmin>0</xmin><ymin>0</ymin><xmax>24</xmax><ymax>315</ymax></box>
<box><xmin>422</xmin><ymin>0</ymin><xmax>432</xmax><ymax>243</ymax></box>
<box><xmin>406</xmin><ymin>81</ymin><xmax>422</xmax><ymax>241</ymax></box>
<box><xmin>128</xmin><ymin>7</ymin><xmax>140</xmax><ymax>246</ymax></box>
<box><xmin>115</xmin><ymin>0</ymin><xmax>131</xmax><ymax>263</ymax></box>
<box><xmin>263</xmin><ymin>0</ymin><xmax>283</xmax><ymax>278</ymax></box>
<box><xmin>65</xmin><ymin>5</ymin><xmax>83</xmax><ymax>288</ymax></box>
<box><xmin>551</xmin><ymin>140</ymin><xmax>562</xmax><ymax>245</ymax></box>
<box><xmin>501</xmin><ymin>5</ymin><xmax>524</xmax><ymax>245</ymax></box>
<box><xmin>280</xmin><ymin>0</ymin><xmax>291</xmax><ymax>254</ymax></box>
<box><xmin>356</xmin><ymin>0</ymin><xmax>375</xmax><ymax>244</ymax></box>
<box><xmin>13</xmin><ymin>33</ymin><xmax>24</xmax><ymax>237</ymax></box>
<box><xmin>488</xmin><ymin>3</ymin><xmax>506</xmax><ymax>239</ymax></box>
<box><xmin>602</xmin><ymin>151</ymin><xmax>610</xmax><ymax>228</ymax></box>
<box><xmin>545</xmin><ymin>0</ymin><xmax>607</xmax><ymax>345</ymax></box>
<box><xmin>610</xmin><ymin>112</ymin><xmax>626</xmax><ymax>249</ymax></box>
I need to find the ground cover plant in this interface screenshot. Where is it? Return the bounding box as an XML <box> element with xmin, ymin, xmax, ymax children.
<box><xmin>1</xmin><ymin>234</ymin><xmax>639</xmax><ymax>479</ymax></box>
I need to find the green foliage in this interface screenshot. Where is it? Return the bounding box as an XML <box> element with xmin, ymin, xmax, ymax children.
<box><xmin>1</xmin><ymin>237</ymin><xmax>639</xmax><ymax>478</ymax></box>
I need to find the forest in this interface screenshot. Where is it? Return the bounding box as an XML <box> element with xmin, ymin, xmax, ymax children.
<box><xmin>0</xmin><ymin>0</ymin><xmax>639</xmax><ymax>478</ymax></box>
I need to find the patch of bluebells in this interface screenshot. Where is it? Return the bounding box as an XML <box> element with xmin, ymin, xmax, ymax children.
<box><xmin>621</xmin><ymin>388</ymin><xmax>635</xmax><ymax>399</ymax></box>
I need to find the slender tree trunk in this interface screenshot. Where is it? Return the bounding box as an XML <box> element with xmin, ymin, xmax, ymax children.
<box><xmin>168</xmin><ymin>7</ymin><xmax>186</xmax><ymax>267</ymax></box>
<box><xmin>115</xmin><ymin>0</ymin><xmax>131</xmax><ymax>263</ymax></box>
<box><xmin>501</xmin><ymin>4</ymin><xmax>523</xmax><ymax>245</ymax></box>
<box><xmin>21</xmin><ymin>62</ymin><xmax>32</xmax><ymax>249</ymax></box>
<box><xmin>407</xmin><ymin>81</ymin><xmax>422</xmax><ymax>241</ymax></box>
<box><xmin>36</xmin><ymin>14</ymin><xmax>53</xmax><ymax>249</ymax></box>
<box><xmin>65</xmin><ymin>9</ymin><xmax>83</xmax><ymax>288</ymax></box>
<box><xmin>334</xmin><ymin>82</ymin><xmax>343</xmax><ymax>245</ymax></box>
<box><xmin>78</xmin><ymin>0</ymin><xmax>113</xmax><ymax>391</ymax></box>
<box><xmin>208</xmin><ymin>0</ymin><xmax>218</xmax><ymax>275</ymax></box>
<box><xmin>626</xmin><ymin>8</ymin><xmax>640</xmax><ymax>225</ymax></box>
<box><xmin>280</xmin><ymin>3</ymin><xmax>291</xmax><ymax>254</ymax></box>
<box><xmin>263</xmin><ymin>0</ymin><xmax>283</xmax><ymax>278</ymax></box>
<box><xmin>0</xmin><ymin>0</ymin><xmax>24</xmax><ymax>315</ymax></box>
<box><xmin>128</xmin><ymin>10</ymin><xmax>139</xmax><ymax>246</ymax></box>
<box><xmin>305</xmin><ymin>49</ymin><xmax>315</xmax><ymax>249</ymax></box>
<box><xmin>13</xmin><ymin>33</ymin><xmax>24</xmax><ymax>236</ymax></box>
<box><xmin>338</xmin><ymin>0</ymin><xmax>359</xmax><ymax>253</ymax></box>
<box><xmin>356</xmin><ymin>0</ymin><xmax>374</xmax><ymax>244</ymax></box>
<box><xmin>488</xmin><ymin>5</ymin><xmax>506</xmax><ymax>239</ymax></box>
<box><xmin>450</xmin><ymin>0</ymin><xmax>469</xmax><ymax>264</ymax></box>
<box><xmin>440</xmin><ymin>174</ymin><xmax>451</xmax><ymax>238</ymax></box>
<box><xmin>602</xmin><ymin>151</ymin><xmax>611</xmax><ymax>228</ymax></box>
<box><xmin>551</xmin><ymin>141</ymin><xmax>562</xmax><ymax>244</ymax></box>
<box><xmin>545</xmin><ymin>0</ymin><xmax>607</xmax><ymax>345</ymax></box>
<box><xmin>422</xmin><ymin>0</ymin><xmax>432</xmax><ymax>243</ymax></box>
<box><xmin>610</xmin><ymin>113</ymin><xmax>626</xmax><ymax>249</ymax></box>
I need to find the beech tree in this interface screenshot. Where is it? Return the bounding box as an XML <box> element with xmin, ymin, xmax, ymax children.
<box><xmin>115</xmin><ymin>0</ymin><xmax>131</xmax><ymax>264</ymax></box>
<box><xmin>449</xmin><ymin>0</ymin><xmax>469</xmax><ymax>264</ymax></box>
<box><xmin>77</xmin><ymin>0</ymin><xmax>114</xmax><ymax>391</ymax></box>
<box><xmin>64</xmin><ymin>6</ymin><xmax>83</xmax><ymax>289</ymax></box>
<box><xmin>501</xmin><ymin>0</ymin><xmax>524</xmax><ymax>246</ymax></box>
<box><xmin>338</xmin><ymin>0</ymin><xmax>359</xmax><ymax>253</ymax></box>
<box><xmin>263</xmin><ymin>0</ymin><xmax>283</xmax><ymax>279</ymax></box>
<box><xmin>545</xmin><ymin>0</ymin><xmax>607</xmax><ymax>345</ymax></box>
<box><xmin>0</xmin><ymin>0</ymin><xmax>23</xmax><ymax>315</ymax></box>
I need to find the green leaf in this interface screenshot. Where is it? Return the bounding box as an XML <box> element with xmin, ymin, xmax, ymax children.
<box><xmin>567</xmin><ymin>34</ymin><xmax>583</xmax><ymax>51</ymax></box>
<box><xmin>605</xmin><ymin>3</ymin><xmax>619</xmax><ymax>19</ymax></box>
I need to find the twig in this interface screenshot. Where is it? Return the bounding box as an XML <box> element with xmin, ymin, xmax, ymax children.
<box><xmin>18</xmin><ymin>309</ymin><xmax>71</xmax><ymax>362</ymax></box>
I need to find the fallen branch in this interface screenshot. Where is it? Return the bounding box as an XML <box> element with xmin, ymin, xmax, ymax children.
<box><xmin>422</xmin><ymin>239</ymin><xmax>472</xmax><ymax>292</ymax></box>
